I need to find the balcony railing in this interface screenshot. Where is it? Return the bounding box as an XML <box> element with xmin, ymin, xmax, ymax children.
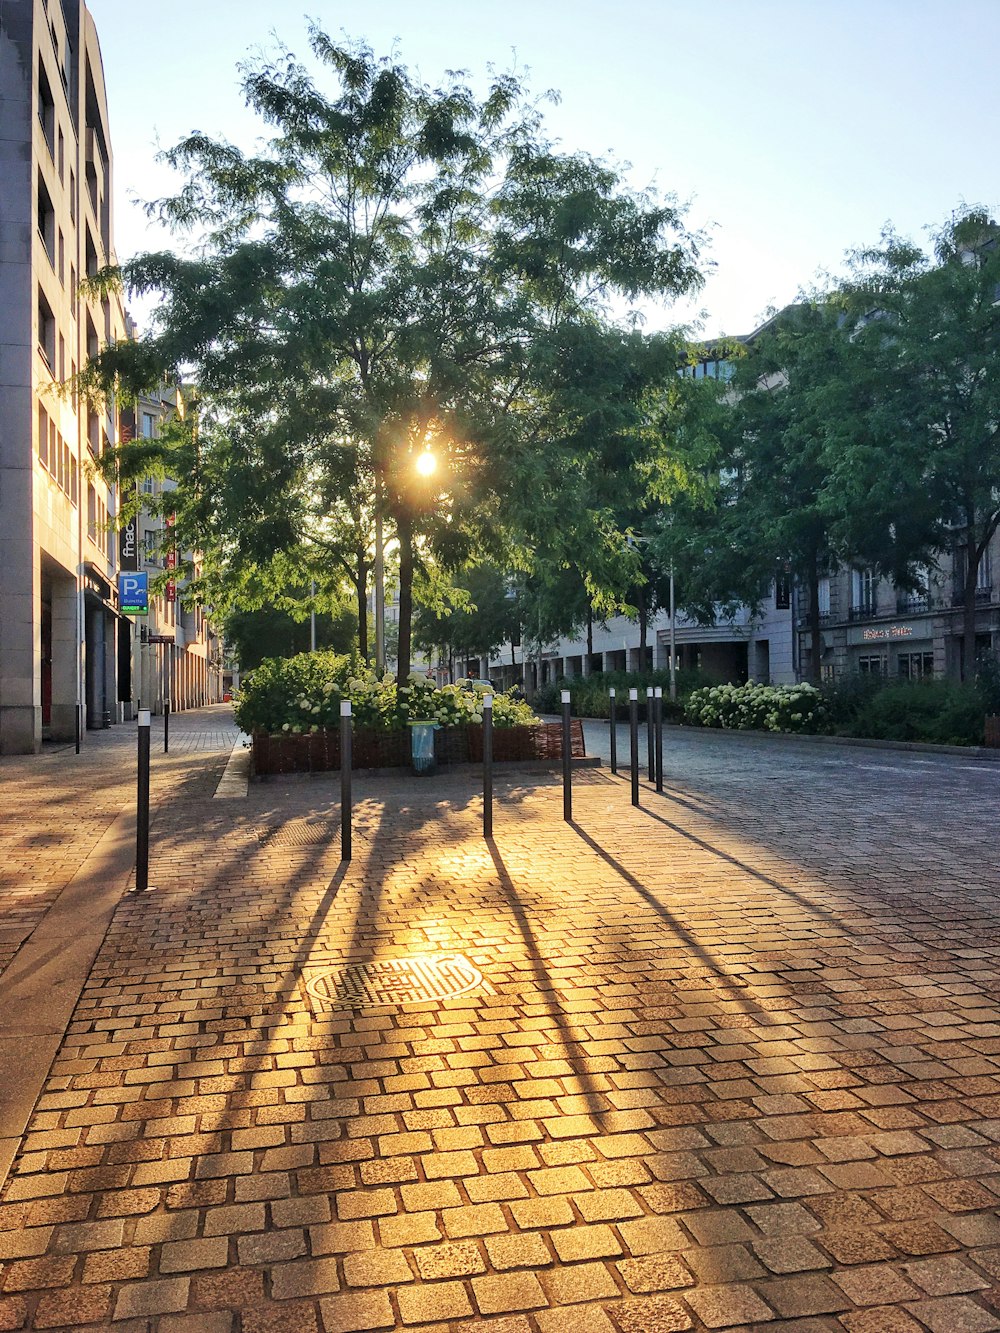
<box><xmin>951</xmin><ymin>586</ymin><xmax>994</xmax><ymax>607</ymax></box>
<box><xmin>848</xmin><ymin>603</ymin><xmax>877</xmax><ymax>621</ymax></box>
<box><xmin>896</xmin><ymin>595</ymin><xmax>930</xmax><ymax>614</ymax></box>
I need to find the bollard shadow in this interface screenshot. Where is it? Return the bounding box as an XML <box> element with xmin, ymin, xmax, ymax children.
<box><xmin>486</xmin><ymin>837</ymin><xmax>613</xmax><ymax>1115</ymax></box>
<box><xmin>629</xmin><ymin>802</ymin><xmax>843</xmax><ymax>925</ymax></box>
<box><xmin>567</xmin><ymin>821</ymin><xmax>757</xmax><ymax>1015</ymax></box>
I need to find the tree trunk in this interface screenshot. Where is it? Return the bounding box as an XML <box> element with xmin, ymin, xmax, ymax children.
<box><xmin>395</xmin><ymin>514</ymin><xmax>414</xmax><ymax>686</ymax></box>
<box><xmin>355</xmin><ymin>553</ymin><xmax>369</xmax><ymax>661</ymax></box>
<box><xmin>807</xmin><ymin>559</ymin><xmax>822</xmax><ymax>685</ymax></box>
<box><xmin>963</xmin><ymin>527</ymin><xmax>978</xmax><ymax>682</ymax></box>
<box><xmin>586</xmin><ymin>605</ymin><xmax>593</xmax><ymax>657</ymax></box>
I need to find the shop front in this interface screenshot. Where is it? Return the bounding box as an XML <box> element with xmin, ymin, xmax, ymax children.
<box><xmin>846</xmin><ymin>618</ymin><xmax>936</xmax><ymax>678</ymax></box>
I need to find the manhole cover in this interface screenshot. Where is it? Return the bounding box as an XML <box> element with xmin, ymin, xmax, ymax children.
<box><xmin>303</xmin><ymin>954</ymin><xmax>494</xmax><ymax>1012</ymax></box>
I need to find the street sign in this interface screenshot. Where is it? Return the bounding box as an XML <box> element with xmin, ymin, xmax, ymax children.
<box><xmin>118</xmin><ymin>571</ymin><xmax>148</xmax><ymax>616</ymax></box>
<box><xmin>148</xmin><ymin>634</ymin><xmax>174</xmax><ymax>644</ymax></box>
<box><xmin>118</xmin><ymin>516</ymin><xmax>139</xmax><ymax>571</ymax></box>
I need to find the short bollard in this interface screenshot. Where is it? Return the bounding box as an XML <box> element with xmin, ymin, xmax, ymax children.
<box><xmin>340</xmin><ymin>701</ymin><xmax>352</xmax><ymax>862</ymax></box>
<box><xmin>646</xmin><ymin>686</ymin><xmax>655</xmax><ymax>782</ymax></box>
<box><xmin>629</xmin><ymin>687</ymin><xmax>640</xmax><ymax>807</ymax></box>
<box><xmin>654</xmin><ymin>686</ymin><xmax>664</xmax><ymax>792</ymax></box>
<box><xmin>561</xmin><ymin>689</ymin><xmax>572</xmax><ymax>822</ymax></box>
<box><xmin>163</xmin><ymin>697</ymin><xmax>170</xmax><ymax>754</ymax></box>
<box><xmin>609</xmin><ymin>687</ymin><xmax>617</xmax><ymax>775</ymax></box>
<box><xmin>483</xmin><ymin>693</ymin><xmax>493</xmax><ymax>839</ymax></box>
<box><xmin>135</xmin><ymin>710</ymin><xmax>150</xmax><ymax>892</ymax></box>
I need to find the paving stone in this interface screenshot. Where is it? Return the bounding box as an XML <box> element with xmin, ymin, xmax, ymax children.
<box><xmin>472</xmin><ymin>1270</ymin><xmax>548</xmax><ymax>1314</ymax></box>
<box><xmin>396</xmin><ymin>1279</ymin><xmax>473</xmax><ymax>1323</ymax></box>
<box><xmin>3</xmin><ymin>718</ymin><xmax>1000</xmax><ymax>1332</ymax></box>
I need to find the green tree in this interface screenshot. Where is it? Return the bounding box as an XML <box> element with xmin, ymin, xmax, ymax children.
<box><xmin>82</xmin><ymin>30</ymin><xmax>705</xmax><ymax>683</ymax></box>
<box><xmin>223</xmin><ymin>603</ymin><xmax>357</xmax><ymax>671</ymax></box>
<box><xmin>413</xmin><ymin>562</ymin><xmax>520</xmax><ymax>674</ymax></box>
<box><xmin>834</xmin><ymin>210</ymin><xmax>1000</xmax><ymax>677</ymax></box>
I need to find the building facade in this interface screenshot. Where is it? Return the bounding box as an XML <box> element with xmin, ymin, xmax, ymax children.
<box><xmin>128</xmin><ymin>385</ymin><xmax>224</xmax><ymax>714</ymax></box>
<box><xmin>0</xmin><ymin>0</ymin><xmax>126</xmax><ymax>752</ymax></box>
<box><xmin>476</xmin><ymin>588</ymin><xmax>795</xmax><ymax>694</ymax></box>
<box><xmin>798</xmin><ymin>537</ymin><xmax>1000</xmax><ymax>683</ymax></box>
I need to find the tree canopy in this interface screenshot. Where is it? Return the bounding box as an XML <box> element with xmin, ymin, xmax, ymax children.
<box><xmin>84</xmin><ymin>28</ymin><xmax>707</xmax><ymax>680</ymax></box>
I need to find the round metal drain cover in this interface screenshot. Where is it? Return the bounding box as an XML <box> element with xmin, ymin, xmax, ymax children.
<box><xmin>304</xmin><ymin>954</ymin><xmax>493</xmax><ymax>1012</ymax></box>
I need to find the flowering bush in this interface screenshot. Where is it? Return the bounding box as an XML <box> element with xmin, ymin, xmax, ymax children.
<box><xmin>234</xmin><ymin>652</ymin><xmax>536</xmax><ymax>735</ymax></box>
<box><xmin>683</xmin><ymin>681</ymin><xmax>825</xmax><ymax>734</ymax></box>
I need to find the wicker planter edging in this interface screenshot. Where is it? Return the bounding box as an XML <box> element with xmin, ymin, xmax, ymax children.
<box><xmin>252</xmin><ymin>720</ymin><xmax>586</xmax><ymax>776</ymax></box>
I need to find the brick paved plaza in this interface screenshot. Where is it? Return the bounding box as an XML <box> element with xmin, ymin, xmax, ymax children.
<box><xmin>3</xmin><ymin>709</ymin><xmax>1000</xmax><ymax>1331</ymax></box>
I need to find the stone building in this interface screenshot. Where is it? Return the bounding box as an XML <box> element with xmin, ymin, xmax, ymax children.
<box><xmin>0</xmin><ymin>0</ymin><xmax>126</xmax><ymax>751</ymax></box>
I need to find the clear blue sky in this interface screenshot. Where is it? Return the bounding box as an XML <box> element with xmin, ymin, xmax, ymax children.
<box><xmin>88</xmin><ymin>0</ymin><xmax>998</xmax><ymax>338</ymax></box>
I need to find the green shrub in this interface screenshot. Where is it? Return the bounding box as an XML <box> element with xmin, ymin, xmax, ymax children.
<box><xmin>684</xmin><ymin>681</ymin><xmax>825</xmax><ymax>733</ymax></box>
<box><xmin>537</xmin><ymin>669</ymin><xmax>709</xmax><ymax>720</ymax></box>
<box><xmin>845</xmin><ymin>679</ymin><xmax>986</xmax><ymax>746</ymax></box>
<box><xmin>234</xmin><ymin>653</ymin><xmax>536</xmax><ymax>735</ymax></box>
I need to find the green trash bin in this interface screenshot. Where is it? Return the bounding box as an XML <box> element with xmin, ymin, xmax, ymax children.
<box><xmin>408</xmin><ymin>721</ymin><xmax>438</xmax><ymax>775</ymax></box>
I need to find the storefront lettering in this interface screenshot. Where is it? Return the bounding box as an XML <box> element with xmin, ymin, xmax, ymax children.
<box><xmin>862</xmin><ymin>626</ymin><xmax>914</xmax><ymax>641</ymax></box>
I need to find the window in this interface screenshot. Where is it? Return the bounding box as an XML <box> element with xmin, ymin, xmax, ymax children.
<box><xmin>143</xmin><ymin>529</ymin><xmax>160</xmax><ymax>565</ymax></box>
<box><xmin>70</xmin><ymin>264</ymin><xmax>77</xmax><ymax>319</ymax></box>
<box><xmin>37</xmin><ymin>172</ymin><xmax>55</xmax><ymax>266</ymax></box>
<box><xmin>851</xmin><ymin>568</ymin><xmax>877</xmax><ymax>615</ymax></box>
<box><xmin>978</xmin><ymin>546</ymin><xmax>993</xmax><ymax>591</ymax></box>
<box><xmin>70</xmin><ymin>454</ymin><xmax>78</xmax><ymax>507</ymax></box>
<box><xmin>58</xmin><ymin>333</ymin><xmax>65</xmax><ymax>382</ymax></box>
<box><xmin>141</xmin><ymin>476</ymin><xmax>155</xmax><ymax>496</ymax></box>
<box><xmin>141</xmin><ymin>412</ymin><xmax>156</xmax><ymax>438</ymax></box>
<box><xmin>69</xmin><ymin>169</ymin><xmax>76</xmax><ymax>224</ymax></box>
<box><xmin>858</xmin><ymin>654</ymin><xmax>886</xmax><ymax>676</ymax></box>
<box><xmin>38</xmin><ymin>403</ymin><xmax>49</xmax><ymax>469</ymax></box>
<box><xmin>87</xmin><ymin>408</ymin><xmax>99</xmax><ymax>457</ymax></box>
<box><xmin>86</xmin><ymin>312</ymin><xmax>99</xmax><ymax>362</ymax></box>
<box><xmin>85</xmin><ymin>226</ymin><xmax>98</xmax><ymax>279</ymax></box>
<box><xmin>899</xmin><ymin>652</ymin><xmax>934</xmax><ymax>680</ymax></box>
<box><xmin>37</xmin><ymin>287</ymin><xmax>56</xmax><ymax>369</ymax></box>
<box><xmin>87</xmin><ymin>484</ymin><xmax>97</xmax><ymax>542</ymax></box>
<box><xmin>37</xmin><ymin>58</ymin><xmax>55</xmax><ymax>158</ymax></box>
<box><xmin>817</xmin><ymin>576</ymin><xmax>831</xmax><ymax>616</ymax></box>
<box><xmin>57</xmin><ymin>126</ymin><xmax>64</xmax><ymax>182</ymax></box>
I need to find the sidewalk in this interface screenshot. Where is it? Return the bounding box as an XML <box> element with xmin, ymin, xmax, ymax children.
<box><xmin>1</xmin><ymin>714</ymin><xmax>1000</xmax><ymax>1330</ymax></box>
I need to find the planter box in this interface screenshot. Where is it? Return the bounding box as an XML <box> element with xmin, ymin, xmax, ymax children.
<box><xmin>252</xmin><ymin>720</ymin><xmax>586</xmax><ymax>776</ymax></box>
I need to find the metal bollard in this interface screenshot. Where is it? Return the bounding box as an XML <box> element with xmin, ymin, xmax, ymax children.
<box><xmin>654</xmin><ymin>685</ymin><xmax>664</xmax><ymax>793</ymax></box>
<box><xmin>646</xmin><ymin>685</ymin><xmax>654</xmax><ymax>782</ymax></box>
<box><xmin>609</xmin><ymin>687</ymin><xmax>617</xmax><ymax>775</ymax></box>
<box><xmin>561</xmin><ymin>689</ymin><xmax>572</xmax><ymax>822</ymax></box>
<box><xmin>163</xmin><ymin>698</ymin><xmax>170</xmax><ymax>754</ymax></box>
<box><xmin>135</xmin><ymin>710</ymin><xmax>150</xmax><ymax>892</ymax></box>
<box><xmin>483</xmin><ymin>693</ymin><xmax>493</xmax><ymax>839</ymax></box>
<box><xmin>629</xmin><ymin>687</ymin><xmax>639</xmax><ymax>807</ymax></box>
<box><xmin>340</xmin><ymin>701</ymin><xmax>352</xmax><ymax>862</ymax></box>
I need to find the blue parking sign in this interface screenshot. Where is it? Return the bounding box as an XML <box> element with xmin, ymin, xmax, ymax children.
<box><xmin>119</xmin><ymin>571</ymin><xmax>148</xmax><ymax>616</ymax></box>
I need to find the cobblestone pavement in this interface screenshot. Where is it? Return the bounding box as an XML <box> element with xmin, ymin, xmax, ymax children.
<box><xmin>2</xmin><ymin>718</ymin><xmax>1000</xmax><ymax>1331</ymax></box>
<box><xmin>0</xmin><ymin>708</ymin><xmax>239</xmax><ymax>977</ymax></box>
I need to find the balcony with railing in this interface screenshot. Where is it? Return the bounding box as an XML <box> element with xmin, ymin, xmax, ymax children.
<box><xmin>848</xmin><ymin>601</ymin><xmax>878</xmax><ymax>621</ymax></box>
<box><xmin>896</xmin><ymin>594</ymin><xmax>931</xmax><ymax>614</ymax></box>
<box><xmin>951</xmin><ymin>585</ymin><xmax>994</xmax><ymax>607</ymax></box>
